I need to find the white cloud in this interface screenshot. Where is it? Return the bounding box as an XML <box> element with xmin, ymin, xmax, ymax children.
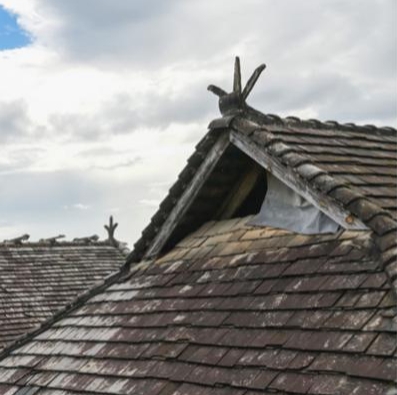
<box><xmin>0</xmin><ymin>0</ymin><xmax>395</xmax><ymax>245</ymax></box>
<box><xmin>65</xmin><ymin>203</ymin><xmax>91</xmax><ymax>211</ymax></box>
<box><xmin>139</xmin><ymin>199</ymin><xmax>161</xmax><ymax>208</ymax></box>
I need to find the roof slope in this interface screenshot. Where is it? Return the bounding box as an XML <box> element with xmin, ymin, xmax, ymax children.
<box><xmin>0</xmin><ymin>241</ymin><xmax>126</xmax><ymax>354</ymax></box>
<box><xmin>0</xmin><ymin>218</ymin><xmax>395</xmax><ymax>394</ymax></box>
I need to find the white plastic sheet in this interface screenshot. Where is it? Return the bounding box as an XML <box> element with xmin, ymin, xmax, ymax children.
<box><xmin>249</xmin><ymin>173</ymin><xmax>339</xmax><ymax>234</ymax></box>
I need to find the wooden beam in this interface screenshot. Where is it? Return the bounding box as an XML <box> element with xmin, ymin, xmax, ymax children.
<box><xmin>229</xmin><ymin>130</ymin><xmax>367</xmax><ymax>230</ymax></box>
<box><xmin>145</xmin><ymin>132</ymin><xmax>230</xmax><ymax>258</ymax></box>
<box><xmin>216</xmin><ymin>164</ymin><xmax>262</xmax><ymax>219</ymax></box>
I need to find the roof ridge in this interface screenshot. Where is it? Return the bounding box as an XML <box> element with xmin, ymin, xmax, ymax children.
<box><xmin>0</xmin><ymin>240</ymin><xmax>114</xmax><ymax>246</ymax></box>
<box><xmin>206</xmin><ymin>57</ymin><xmax>396</xmax><ymax>135</ymax></box>
<box><xmin>1</xmin><ymin>217</ymin><xmax>130</xmax><ymax>255</ymax></box>
<box><xmin>246</xmin><ymin>106</ymin><xmax>397</xmax><ymax>136</ymax></box>
<box><xmin>0</xmin><ymin>238</ymin><xmax>128</xmax><ymax>254</ymax></box>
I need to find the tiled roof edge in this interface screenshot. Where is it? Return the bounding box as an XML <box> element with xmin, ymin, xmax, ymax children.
<box><xmin>246</xmin><ymin>106</ymin><xmax>397</xmax><ymax>136</ymax></box>
<box><xmin>0</xmin><ymin>241</ymin><xmax>118</xmax><ymax>248</ymax></box>
<box><xmin>0</xmin><ymin>238</ymin><xmax>130</xmax><ymax>256</ymax></box>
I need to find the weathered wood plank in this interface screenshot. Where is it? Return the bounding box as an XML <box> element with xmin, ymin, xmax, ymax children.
<box><xmin>216</xmin><ymin>164</ymin><xmax>262</xmax><ymax>219</ymax></box>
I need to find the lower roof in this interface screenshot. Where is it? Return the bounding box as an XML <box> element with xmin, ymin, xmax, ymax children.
<box><xmin>0</xmin><ymin>217</ymin><xmax>395</xmax><ymax>394</ymax></box>
<box><xmin>0</xmin><ymin>242</ymin><xmax>126</xmax><ymax>355</ymax></box>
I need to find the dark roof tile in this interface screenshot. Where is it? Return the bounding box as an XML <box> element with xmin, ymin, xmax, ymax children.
<box><xmin>342</xmin><ymin>333</ymin><xmax>377</xmax><ymax>353</ymax></box>
<box><xmin>269</xmin><ymin>372</ymin><xmax>315</xmax><ymax>393</ymax></box>
<box><xmin>367</xmin><ymin>333</ymin><xmax>397</xmax><ymax>356</ymax></box>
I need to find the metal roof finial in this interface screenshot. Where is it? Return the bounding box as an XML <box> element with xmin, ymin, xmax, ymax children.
<box><xmin>104</xmin><ymin>216</ymin><xmax>118</xmax><ymax>245</ymax></box>
<box><xmin>208</xmin><ymin>56</ymin><xmax>266</xmax><ymax>116</ymax></box>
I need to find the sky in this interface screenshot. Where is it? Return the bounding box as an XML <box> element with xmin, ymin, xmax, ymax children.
<box><xmin>0</xmin><ymin>0</ymin><xmax>396</xmax><ymax>246</ymax></box>
<box><xmin>0</xmin><ymin>5</ymin><xmax>30</xmax><ymax>49</ymax></box>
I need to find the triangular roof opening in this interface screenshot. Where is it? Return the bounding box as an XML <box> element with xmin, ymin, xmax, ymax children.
<box><xmin>160</xmin><ymin>143</ymin><xmax>267</xmax><ymax>256</ymax></box>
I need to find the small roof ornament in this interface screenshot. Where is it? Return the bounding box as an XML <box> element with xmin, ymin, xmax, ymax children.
<box><xmin>73</xmin><ymin>235</ymin><xmax>99</xmax><ymax>244</ymax></box>
<box><xmin>208</xmin><ymin>56</ymin><xmax>266</xmax><ymax>116</ymax></box>
<box><xmin>39</xmin><ymin>234</ymin><xmax>65</xmax><ymax>245</ymax></box>
<box><xmin>104</xmin><ymin>216</ymin><xmax>118</xmax><ymax>246</ymax></box>
<box><xmin>4</xmin><ymin>234</ymin><xmax>30</xmax><ymax>245</ymax></box>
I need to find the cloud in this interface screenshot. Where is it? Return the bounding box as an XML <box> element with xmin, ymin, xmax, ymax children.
<box><xmin>64</xmin><ymin>203</ymin><xmax>92</xmax><ymax>211</ymax></box>
<box><xmin>0</xmin><ymin>99</ymin><xmax>31</xmax><ymax>141</ymax></box>
<box><xmin>139</xmin><ymin>199</ymin><xmax>161</xmax><ymax>208</ymax></box>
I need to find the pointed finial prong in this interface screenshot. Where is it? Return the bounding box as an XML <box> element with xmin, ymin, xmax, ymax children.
<box><xmin>233</xmin><ymin>56</ymin><xmax>242</xmax><ymax>94</ymax></box>
<box><xmin>242</xmin><ymin>63</ymin><xmax>266</xmax><ymax>100</ymax></box>
<box><xmin>207</xmin><ymin>84</ymin><xmax>227</xmax><ymax>97</ymax></box>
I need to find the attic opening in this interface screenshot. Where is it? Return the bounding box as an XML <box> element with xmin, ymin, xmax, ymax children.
<box><xmin>160</xmin><ymin>143</ymin><xmax>339</xmax><ymax>256</ymax></box>
<box><xmin>162</xmin><ymin>145</ymin><xmax>265</xmax><ymax>253</ymax></box>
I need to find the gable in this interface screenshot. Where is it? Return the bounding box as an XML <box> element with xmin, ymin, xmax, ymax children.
<box><xmin>129</xmin><ymin>114</ymin><xmax>397</xmax><ymax>265</ymax></box>
<box><xmin>128</xmin><ymin>126</ymin><xmax>369</xmax><ymax>262</ymax></box>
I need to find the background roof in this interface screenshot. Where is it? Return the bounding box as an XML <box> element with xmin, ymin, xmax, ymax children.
<box><xmin>0</xmin><ymin>241</ymin><xmax>125</xmax><ymax>353</ymax></box>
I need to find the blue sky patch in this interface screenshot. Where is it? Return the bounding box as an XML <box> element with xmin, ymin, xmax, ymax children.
<box><xmin>0</xmin><ymin>6</ymin><xmax>31</xmax><ymax>50</ymax></box>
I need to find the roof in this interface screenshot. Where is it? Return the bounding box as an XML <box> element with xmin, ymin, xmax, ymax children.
<box><xmin>129</xmin><ymin>111</ymin><xmax>397</xmax><ymax>262</ymax></box>
<box><xmin>0</xmin><ymin>233</ymin><xmax>127</xmax><ymax>355</ymax></box>
<box><xmin>0</xmin><ymin>58</ymin><xmax>395</xmax><ymax>394</ymax></box>
<box><xmin>0</xmin><ymin>219</ymin><xmax>395</xmax><ymax>394</ymax></box>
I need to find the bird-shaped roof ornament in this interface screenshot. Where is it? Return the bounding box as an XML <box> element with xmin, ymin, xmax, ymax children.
<box><xmin>208</xmin><ymin>56</ymin><xmax>266</xmax><ymax>116</ymax></box>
